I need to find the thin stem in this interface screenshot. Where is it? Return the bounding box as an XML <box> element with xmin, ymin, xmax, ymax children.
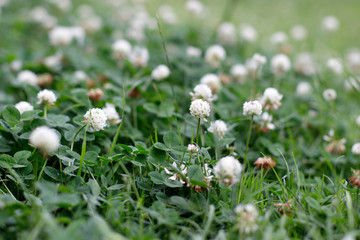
<box><xmin>70</xmin><ymin>125</ymin><xmax>86</xmax><ymax>151</ymax></box>
<box><xmin>43</xmin><ymin>105</ymin><xmax>47</xmax><ymax>119</ymax></box>
<box><xmin>77</xmin><ymin>122</ymin><xmax>90</xmax><ymax>176</ymax></box>
<box><xmin>109</xmin><ymin>87</ymin><xmax>126</xmax><ymax>156</ymax></box>
<box><xmin>38</xmin><ymin>158</ymin><xmax>48</xmax><ymax>181</ymax></box>
<box><xmin>195</xmin><ymin>118</ymin><xmax>201</xmax><ymax>146</ymax></box>
<box><xmin>244</xmin><ymin>115</ymin><xmax>254</xmax><ymax>169</ymax></box>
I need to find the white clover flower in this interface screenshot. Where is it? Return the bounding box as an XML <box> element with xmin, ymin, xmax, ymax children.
<box><xmin>204</xmin><ymin>45</ymin><xmax>226</xmax><ymax>68</ymax></box>
<box><xmin>323</xmin><ymin>89</ymin><xmax>337</xmax><ymax>101</ymax></box>
<box><xmin>269</xmin><ymin>31</ymin><xmax>287</xmax><ymax>45</ymax></box>
<box><xmin>80</xmin><ymin>15</ymin><xmax>103</xmax><ymax>33</ymax></box>
<box><xmin>246</xmin><ymin>54</ymin><xmax>266</xmax><ymax>78</ymax></box>
<box><xmin>296</xmin><ymin>81</ymin><xmax>312</xmax><ymax>96</ymax></box>
<box><xmin>290</xmin><ymin>24</ymin><xmax>307</xmax><ymax>41</ymax></box>
<box><xmin>44</xmin><ymin>53</ymin><xmax>63</xmax><ymax>71</ymax></box>
<box><xmin>129</xmin><ymin>46</ymin><xmax>149</xmax><ymax>67</ymax></box>
<box><xmin>230</xmin><ymin>64</ymin><xmax>247</xmax><ymax>84</ymax></box>
<box><xmin>151</xmin><ymin>64</ymin><xmax>170</xmax><ymax>81</ymax></box>
<box><xmin>208</xmin><ymin>120</ymin><xmax>227</xmax><ymax>140</ymax></box>
<box><xmin>69</xmin><ymin>26</ymin><xmax>85</xmax><ymax>45</ymax></box>
<box><xmin>37</xmin><ymin>89</ymin><xmax>57</xmax><ymax>105</ymax></box>
<box><xmin>83</xmin><ymin>108</ymin><xmax>108</xmax><ymax>131</ymax></box>
<box><xmin>187</xmin><ymin>144</ymin><xmax>199</xmax><ymax>154</ymax></box>
<box><xmin>74</xmin><ymin>70</ymin><xmax>87</xmax><ymax>81</ymax></box>
<box><xmin>15</xmin><ymin>101</ymin><xmax>34</xmax><ymax>114</ymax></box>
<box><xmin>185</xmin><ymin>0</ymin><xmax>204</xmax><ymax>17</ymax></box>
<box><xmin>17</xmin><ymin>70</ymin><xmax>38</xmax><ymax>85</ymax></box>
<box><xmin>102</xmin><ymin>103</ymin><xmax>121</xmax><ymax>125</ymax></box>
<box><xmin>29</xmin><ymin>126</ymin><xmax>60</xmax><ymax>153</ymax></box>
<box><xmin>10</xmin><ymin>60</ymin><xmax>22</xmax><ymax>72</ymax></box>
<box><xmin>30</xmin><ymin>7</ymin><xmax>50</xmax><ymax>23</ymax></box>
<box><xmin>158</xmin><ymin>5</ymin><xmax>177</xmax><ymax>24</ymax></box>
<box><xmin>326</xmin><ymin>58</ymin><xmax>343</xmax><ymax>75</ymax></box>
<box><xmin>214</xmin><ymin>156</ymin><xmax>242</xmax><ymax>186</ymax></box>
<box><xmin>260</xmin><ymin>88</ymin><xmax>283</xmax><ymax>110</ymax></box>
<box><xmin>217</xmin><ymin>22</ymin><xmax>237</xmax><ymax>45</ymax></box>
<box><xmin>294</xmin><ymin>53</ymin><xmax>316</xmax><ymax>76</ymax></box>
<box><xmin>346</xmin><ymin>49</ymin><xmax>360</xmax><ymax>73</ymax></box>
<box><xmin>271</xmin><ymin>54</ymin><xmax>291</xmax><ymax>75</ymax></box>
<box><xmin>112</xmin><ymin>39</ymin><xmax>131</xmax><ymax>60</ymax></box>
<box><xmin>189</xmin><ymin>99</ymin><xmax>211</xmax><ymax>121</ymax></box>
<box><xmin>190</xmin><ymin>84</ymin><xmax>213</xmax><ymax>102</ymax></box>
<box><xmin>254</xmin><ymin>112</ymin><xmax>275</xmax><ymax>132</ymax></box>
<box><xmin>239</xmin><ymin>24</ymin><xmax>257</xmax><ymax>42</ymax></box>
<box><xmin>234</xmin><ymin>204</ymin><xmax>258</xmax><ymax>234</ymax></box>
<box><xmin>186</xmin><ymin>46</ymin><xmax>202</xmax><ymax>58</ymax></box>
<box><xmin>322</xmin><ymin>16</ymin><xmax>339</xmax><ymax>32</ymax></box>
<box><xmin>243</xmin><ymin>101</ymin><xmax>262</xmax><ymax>116</ymax></box>
<box><xmin>352</xmin><ymin>143</ymin><xmax>360</xmax><ymax>155</ymax></box>
<box><xmin>356</xmin><ymin>116</ymin><xmax>360</xmax><ymax>127</ymax></box>
<box><xmin>200</xmin><ymin>73</ymin><xmax>220</xmax><ymax>93</ymax></box>
<box><xmin>49</xmin><ymin>26</ymin><xmax>73</xmax><ymax>46</ymax></box>
<box><xmin>164</xmin><ymin>162</ymin><xmax>187</xmax><ymax>184</ymax></box>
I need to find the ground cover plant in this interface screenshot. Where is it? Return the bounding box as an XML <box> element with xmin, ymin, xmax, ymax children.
<box><xmin>1</xmin><ymin>0</ymin><xmax>360</xmax><ymax>239</ymax></box>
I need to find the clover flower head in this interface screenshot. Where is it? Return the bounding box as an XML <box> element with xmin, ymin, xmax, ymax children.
<box><xmin>243</xmin><ymin>100</ymin><xmax>262</xmax><ymax>116</ymax></box>
<box><xmin>83</xmin><ymin>108</ymin><xmax>108</xmax><ymax>131</ymax></box>
<box><xmin>29</xmin><ymin>126</ymin><xmax>60</xmax><ymax>153</ymax></box>
<box><xmin>189</xmin><ymin>99</ymin><xmax>211</xmax><ymax>121</ymax></box>
<box><xmin>37</xmin><ymin>89</ymin><xmax>57</xmax><ymax>105</ymax></box>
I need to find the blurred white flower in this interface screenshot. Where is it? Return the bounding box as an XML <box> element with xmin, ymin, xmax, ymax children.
<box><xmin>80</xmin><ymin>15</ymin><xmax>103</xmax><ymax>33</ymax></box>
<box><xmin>10</xmin><ymin>60</ymin><xmax>22</xmax><ymax>72</ymax></box>
<box><xmin>187</xmin><ymin>144</ymin><xmax>199</xmax><ymax>154</ymax></box>
<box><xmin>17</xmin><ymin>70</ymin><xmax>38</xmax><ymax>85</ymax></box>
<box><xmin>102</xmin><ymin>103</ymin><xmax>121</xmax><ymax>125</ymax></box>
<box><xmin>37</xmin><ymin>89</ymin><xmax>57</xmax><ymax>105</ymax></box>
<box><xmin>345</xmin><ymin>77</ymin><xmax>360</xmax><ymax>92</ymax></box>
<box><xmin>217</xmin><ymin>22</ymin><xmax>237</xmax><ymax>45</ymax></box>
<box><xmin>234</xmin><ymin>204</ymin><xmax>258</xmax><ymax>234</ymax></box>
<box><xmin>186</xmin><ymin>46</ymin><xmax>202</xmax><ymax>58</ymax></box>
<box><xmin>294</xmin><ymin>53</ymin><xmax>316</xmax><ymax>76</ymax></box>
<box><xmin>15</xmin><ymin>101</ymin><xmax>34</xmax><ymax>114</ymax></box>
<box><xmin>152</xmin><ymin>64</ymin><xmax>170</xmax><ymax>81</ymax></box>
<box><xmin>189</xmin><ymin>99</ymin><xmax>211</xmax><ymax>121</ymax></box>
<box><xmin>290</xmin><ymin>25</ymin><xmax>307</xmax><ymax>41</ymax></box>
<box><xmin>158</xmin><ymin>5</ymin><xmax>177</xmax><ymax>24</ymax></box>
<box><xmin>204</xmin><ymin>45</ymin><xmax>226</xmax><ymax>67</ymax></box>
<box><xmin>323</xmin><ymin>89</ymin><xmax>337</xmax><ymax>101</ymax></box>
<box><xmin>74</xmin><ymin>70</ymin><xmax>87</xmax><ymax>81</ymax></box>
<box><xmin>351</xmin><ymin>143</ymin><xmax>360</xmax><ymax>155</ymax></box>
<box><xmin>208</xmin><ymin>120</ymin><xmax>227</xmax><ymax>140</ymax></box>
<box><xmin>190</xmin><ymin>84</ymin><xmax>213</xmax><ymax>102</ymax></box>
<box><xmin>112</xmin><ymin>39</ymin><xmax>132</xmax><ymax>60</ymax></box>
<box><xmin>243</xmin><ymin>100</ymin><xmax>262</xmax><ymax>116</ymax></box>
<box><xmin>84</xmin><ymin>108</ymin><xmax>108</xmax><ymax>131</ymax></box>
<box><xmin>49</xmin><ymin>26</ymin><xmax>74</xmax><ymax>46</ymax></box>
<box><xmin>49</xmin><ymin>0</ymin><xmax>72</xmax><ymax>11</ymax></box>
<box><xmin>271</xmin><ymin>54</ymin><xmax>291</xmax><ymax>75</ymax></box>
<box><xmin>322</xmin><ymin>15</ymin><xmax>339</xmax><ymax>32</ymax></box>
<box><xmin>326</xmin><ymin>58</ymin><xmax>343</xmax><ymax>75</ymax></box>
<box><xmin>239</xmin><ymin>24</ymin><xmax>257</xmax><ymax>42</ymax></box>
<box><xmin>185</xmin><ymin>0</ymin><xmax>204</xmax><ymax>17</ymax></box>
<box><xmin>346</xmin><ymin>49</ymin><xmax>360</xmax><ymax>73</ymax></box>
<box><xmin>254</xmin><ymin>112</ymin><xmax>275</xmax><ymax>132</ymax></box>
<box><xmin>69</xmin><ymin>26</ymin><xmax>85</xmax><ymax>45</ymax></box>
<box><xmin>214</xmin><ymin>156</ymin><xmax>242</xmax><ymax>186</ymax></box>
<box><xmin>44</xmin><ymin>53</ymin><xmax>63</xmax><ymax>71</ymax></box>
<box><xmin>260</xmin><ymin>88</ymin><xmax>283</xmax><ymax>110</ymax></box>
<box><xmin>296</xmin><ymin>81</ymin><xmax>312</xmax><ymax>96</ymax></box>
<box><xmin>269</xmin><ymin>31</ymin><xmax>287</xmax><ymax>45</ymax></box>
<box><xmin>129</xmin><ymin>46</ymin><xmax>149</xmax><ymax>67</ymax></box>
<box><xmin>29</xmin><ymin>7</ymin><xmax>57</xmax><ymax>29</ymax></box>
<box><xmin>246</xmin><ymin>53</ymin><xmax>266</xmax><ymax>78</ymax></box>
<box><xmin>230</xmin><ymin>64</ymin><xmax>247</xmax><ymax>84</ymax></box>
<box><xmin>200</xmin><ymin>73</ymin><xmax>220</xmax><ymax>93</ymax></box>
<box><xmin>29</xmin><ymin>126</ymin><xmax>60</xmax><ymax>153</ymax></box>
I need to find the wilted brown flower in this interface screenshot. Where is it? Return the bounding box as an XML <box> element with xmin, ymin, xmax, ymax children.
<box><xmin>254</xmin><ymin>156</ymin><xmax>276</xmax><ymax>170</ymax></box>
<box><xmin>274</xmin><ymin>198</ymin><xmax>294</xmax><ymax>216</ymax></box>
<box><xmin>37</xmin><ymin>73</ymin><xmax>53</xmax><ymax>87</ymax></box>
<box><xmin>349</xmin><ymin>170</ymin><xmax>360</xmax><ymax>187</ymax></box>
<box><xmin>87</xmin><ymin>88</ymin><xmax>104</xmax><ymax>101</ymax></box>
<box><xmin>219</xmin><ymin>74</ymin><xmax>232</xmax><ymax>84</ymax></box>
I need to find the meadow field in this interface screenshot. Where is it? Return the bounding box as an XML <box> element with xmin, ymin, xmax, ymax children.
<box><xmin>1</xmin><ymin>0</ymin><xmax>360</xmax><ymax>239</ymax></box>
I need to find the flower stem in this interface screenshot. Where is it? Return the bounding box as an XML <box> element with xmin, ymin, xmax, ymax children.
<box><xmin>109</xmin><ymin>87</ymin><xmax>126</xmax><ymax>156</ymax></box>
<box><xmin>244</xmin><ymin>115</ymin><xmax>254</xmax><ymax>169</ymax></box>
<box><xmin>38</xmin><ymin>158</ymin><xmax>48</xmax><ymax>181</ymax></box>
<box><xmin>70</xmin><ymin>125</ymin><xmax>86</xmax><ymax>151</ymax></box>
<box><xmin>43</xmin><ymin>105</ymin><xmax>47</xmax><ymax>119</ymax></box>
<box><xmin>195</xmin><ymin>118</ymin><xmax>201</xmax><ymax>146</ymax></box>
<box><xmin>77</xmin><ymin>121</ymin><xmax>90</xmax><ymax>176</ymax></box>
